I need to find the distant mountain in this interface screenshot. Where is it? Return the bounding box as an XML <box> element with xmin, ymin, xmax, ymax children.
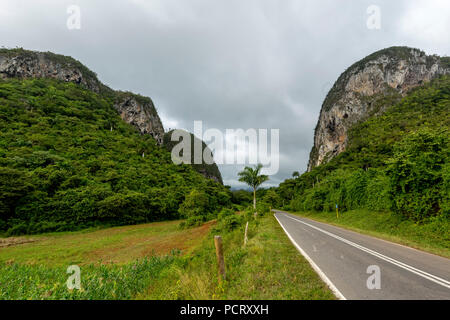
<box><xmin>277</xmin><ymin>47</ymin><xmax>449</xmax><ymax>222</ymax></box>
<box><xmin>0</xmin><ymin>48</ymin><xmax>224</xmax><ymax>181</ymax></box>
<box><xmin>0</xmin><ymin>48</ymin><xmax>230</xmax><ymax>235</ymax></box>
<box><xmin>0</xmin><ymin>48</ymin><xmax>165</xmax><ymax>144</ymax></box>
<box><xmin>308</xmin><ymin>46</ymin><xmax>450</xmax><ymax>170</ymax></box>
<box><xmin>163</xmin><ymin>130</ymin><xmax>223</xmax><ymax>184</ymax></box>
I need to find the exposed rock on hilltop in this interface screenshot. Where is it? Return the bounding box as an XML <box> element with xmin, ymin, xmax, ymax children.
<box><xmin>308</xmin><ymin>46</ymin><xmax>450</xmax><ymax>170</ymax></box>
<box><xmin>0</xmin><ymin>49</ymin><xmax>106</xmax><ymax>93</ymax></box>
<box><xmin>0</xmin><ymin>48</ymin><xmax>165</xmax><ymax>144</ymax></box>
<box><xmin>114</xmin><ymin>92</ymin><xmax>165</xmax><ymax>144</ymax></box>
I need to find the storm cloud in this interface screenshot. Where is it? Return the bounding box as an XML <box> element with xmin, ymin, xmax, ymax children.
<box><xmin>1</xmin><ymin>0</ymin><xmax>449</xmax><ymax>187</ymax></box>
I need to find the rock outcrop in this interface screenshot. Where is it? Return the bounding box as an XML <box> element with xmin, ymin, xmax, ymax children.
<box><xmin>114</xmin><ymin>93</ymin><xmax>165</xmax><ymax>144</ymax></box>
<box><xmin>308</xmin><ymin>46</ymin><xmax>450</xmax><ymax>171</ymax></box>
<box><xmin>0</xmin><ymin>48</ymin><xmax>165</xmax><ymax>144</ymax></box>
<box><xmin>0</xmin><ymin>49</ymin><xmax>105</xmax><ymax>93</ymax></box>
<box><xmin>163</xmin><ymin>130</ymin><xmax>224</xmax><ymax>184</ymax></box>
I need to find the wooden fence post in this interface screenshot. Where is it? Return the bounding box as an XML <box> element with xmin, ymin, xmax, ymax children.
<box><xmin>244</xmin><ymin>222</ymin><xmax>249</xmax><ymax>247</ymax></box>
<box><xmin>214</xmin><ymin>236</ymin><xmax>226</xmax><ymax>283</ymax></box>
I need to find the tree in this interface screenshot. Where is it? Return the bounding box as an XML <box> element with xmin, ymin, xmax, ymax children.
<box><xmin>263</xmin><ymin>189</ymin><xmax>282</xmax><ymax>208</ymax></box>
<box><xmin>178</xmin><ymin>189</ymin><xmax>209</xmax><ymax>218</ymax></box>
<box><xmin>387</xmin><ymin>128</ymin><xmax>448</xmax><ymax>221</ymax></box>
<box><xmin>238</xmin><ymin>164</ymin><xmax>269</xmax><ymax>210</ymax></box>
<box><xmin>292</xmin><ymin>171</ymin><xmax>300</xmax><ymax>178</ymax></box>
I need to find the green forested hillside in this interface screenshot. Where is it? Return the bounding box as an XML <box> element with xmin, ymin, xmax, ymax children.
<box><xmin>277</xmin><ymin>76</ymin><xmax>450</xmax><ymax>223</ymax></box>
<box><xmin>163</xmin><ymin>130</ymin><xmax>223</xmax><ymax>184</ymax></box>
<box><xmin>0</xmin><ymin>78</ymin><xmax>230</xmax><ymax>235</ymax></box>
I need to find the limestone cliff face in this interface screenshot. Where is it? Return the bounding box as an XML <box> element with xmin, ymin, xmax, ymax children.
<box><xmin>0</xmin><ymin>48</ymin><xmax>165</xmax><ymax>144</ymax></box>
<box><xmin>0</xmin><ymin>49</ymin><xmax>104</xmax><ymax>93</ymax></box>
<box><xmin>114</xmin><ymin>93</ymin><xmax>165</xmax><ymax>144</ymax></box>
<box><xmin>308</xmin><ymin>47</ymin><xmax>450</xmax><ymax>171</ymax></box>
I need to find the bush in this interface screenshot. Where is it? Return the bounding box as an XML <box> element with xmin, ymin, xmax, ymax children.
<box><xmin>180</xmin><ymin>216</ymin><xmax>206</xmax><ymax>229</ymax></box>
<box><xmin>255</xmin><ymin>202</ymin><xmax>271</xmax><ymax>216</ymax></box>
<box><xmin>441</xmin><ymin>162</ymin><xmax>450</xmax><ymax>217</ymax></box>
<box><xmin>387</xmin><ymin>128</ymin><xmax>449</xmax><ymax>222</ymax></box>
<box><xmin>262</xmin><ymin>189</ymin><xmax>282</xmax><ymax>208</ymax></box>
<box><xmin>178</xmin><ymin>189</ymin><xmax>209</xmax><ymax>218</ymax></box>
<box><xmin>216</xmin><ymin>214</ymin><xmax>243</xmax><ymax>232</ymax></box>
<box><xmin>217</xmin><ymin>208</ymin><xmax>234</xmax><ymax>220</ymax></box>
<box><xmin>343</xmin><ymin>169</ymin><xmax>368</xmax><ymax>209</ymax></box>
<box><xmin>365</xmin><ymin>169</ymin><xmax>390</xmax><ymax>211</ymax></box>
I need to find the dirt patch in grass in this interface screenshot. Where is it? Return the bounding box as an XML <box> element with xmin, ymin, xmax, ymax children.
<box><xmin>140</xmin><ymin>221</ymin><xmax>215</xmax><ymax>256</ymax></box>
<box><xmin>0</xmin><ymin>237</ymin><xmax>40</xmax><ymax>248</ymax></box>
<box><xmin>86</xmin><ymin>221</ymin><xmax>216</xmax><ymax>264</ymax></box>
<box><xmin>0</xmin><ymin>220</ymin><xmax>216</xmax><ymax>266</ymax></box>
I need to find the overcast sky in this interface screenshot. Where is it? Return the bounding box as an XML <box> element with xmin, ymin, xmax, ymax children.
<box><xmin>1</xmin><ymin>0</ymin><xmax>449</xmax><ymax>188</ymax></box>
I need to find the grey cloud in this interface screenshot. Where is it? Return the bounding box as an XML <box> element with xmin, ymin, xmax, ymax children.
<box><xmin>1</xmin><ymin>0</ymin><xmax>448</xmax><ymax>187</ymax></box>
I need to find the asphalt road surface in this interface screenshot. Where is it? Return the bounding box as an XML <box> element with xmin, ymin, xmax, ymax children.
<box><xmin>274</xmin><ymin>210</ymin><xmax>450</xmax><ymax>300</ymax></box>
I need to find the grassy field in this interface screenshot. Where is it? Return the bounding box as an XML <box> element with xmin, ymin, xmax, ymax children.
<box><xmin>0</xmin><ymin>220</ymin><xmax>213</xmax><ymax>266</ymax></box>
<box><xmin>0</xmin><ymin>214</ymin><xmax>335</xmax><ymax>300</ymax></box>
<box><xmin>290</xmin><ymin>210</ymin><xmax>450</xmax><ymax>258</ymax></box>
<box><xmin>138</xmin><ymin>214</ymin><xmax>335</xmax><ymax>300</ymax></box>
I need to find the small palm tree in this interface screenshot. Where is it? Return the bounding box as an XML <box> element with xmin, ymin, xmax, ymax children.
<box><xmin>238</xmin><ymin>164</ymin><xmax>269</xmax><ymax>210</ymax></box>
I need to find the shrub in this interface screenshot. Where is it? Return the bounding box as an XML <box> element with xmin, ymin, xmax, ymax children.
<box><xmin>262</xmin><ymin>189</ymin><xmax>282</xmax><ymax>208</ymax></box>
<box><xmin>178</xmin><ymin>189</ymin><xmax>209</xmax><ymax>218</ymax></box>
<box><xmin>255</xmin><ymin>202</ymin><xmax>271</xmax><ymax>216</ymax></box>
<box><xmin>365</xmin><ymin>169</ymin><xmax>390</xmax><ymax>211</ymax></box>
<box><xmin>387</xmin><ymin>128</ymin><xmax>449</xmax><ymax>221</ymax></box>
<box><xmin>216</xmin><ymin>214</ymin><xmax>243</xmax><ymax>232</ymax></box>
<box><xmin>180</xmin><ymin>216</ymin><xmax>206</xmax><ymax>229</ymax></box>
<box><xmin>217</xmin><ymin>208</ymin><xmax>234</xmax><ymax>220</ymax></box>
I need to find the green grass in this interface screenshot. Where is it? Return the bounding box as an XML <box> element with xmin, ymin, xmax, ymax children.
<box><xmin>138</xmin><ymin>214</ymin><xmax>335</xmax><ymax>300</ymax></box>
<box><xmin>0</xmin><ymin>214</ymin><xmax>335</xmax><ymax>300</ymax></box>
<box><xmin>289</xmin><ymin>209</ymin><xmax>450</xmax><ymax>258</ymax></box>
<box><xmin>0</xmin><ymin>256</ymin><xmax>177</xmax><ymax>300</ymax></box>
<box><xmin>0</xmin><ymin>220</ymin><xmax>213</xmax><ymax>266</ymax></box>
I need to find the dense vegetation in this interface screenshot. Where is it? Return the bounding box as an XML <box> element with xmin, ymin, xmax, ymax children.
<box><xmin>163</xmin><ymin>130</ymin><xmax>223</xmax><ymax>185</ymax></box>
<box><xmin>0</xmin><ymin>78</ymin><xmax>230</xmax><ymax>235</ymax></box>
<box><xmin>277</xmin><ymin>75</ymin><xmax>450</xmax><ymax>223</ymax></box>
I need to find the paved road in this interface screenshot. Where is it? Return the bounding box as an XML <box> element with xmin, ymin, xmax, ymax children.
<box><xmin>274</xmin><ymin>210</ymin><xmax>450</xmax><ymax>300</ymax></box>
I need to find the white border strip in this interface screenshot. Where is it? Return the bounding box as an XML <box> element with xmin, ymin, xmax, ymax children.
<box><xmin>284</xmin><ymin>214</ymin><xmax>450</xmax><ymax>289</ymax></box>
<box><xmin>274</xmin><ymin>213</ymin><xmax>347</xmax><ymax>300</ymax></box>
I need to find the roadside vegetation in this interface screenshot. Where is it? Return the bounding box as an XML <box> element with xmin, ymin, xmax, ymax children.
<box><xmin>139</xmin><ymin>209</ymin><xmax>334</xmax><ymax>300</ymax></box>
<box><xmin>0</xmin><ymin>207</ymin><xmax>334</xmax><ymax>300</ymax></box>
<box><xmin>273</xmin><ymin>76</ymin><xmax>449</xmax><ymax>255</ymax></box>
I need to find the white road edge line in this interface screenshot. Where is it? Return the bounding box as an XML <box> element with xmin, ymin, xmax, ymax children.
<box><xmin>283</xmin><ymin>213</ymin><xmax>450</xmax><ymax>289</ymax></box>
<box><xmin>274</xmin><ymin>213</ymin><xmax>347</xmax><ymax>300</ymax></box>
